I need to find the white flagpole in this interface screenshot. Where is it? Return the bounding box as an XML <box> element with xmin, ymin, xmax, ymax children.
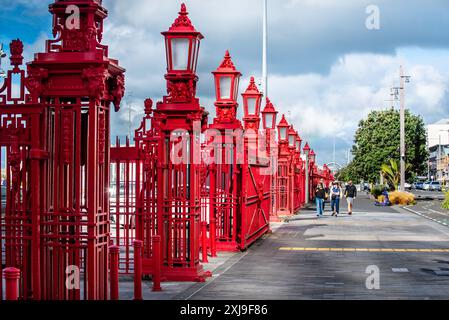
<box><xmin>262</xmin><ymin>0</ymin><xmax>268</xmax><ymax>98</ymax></box>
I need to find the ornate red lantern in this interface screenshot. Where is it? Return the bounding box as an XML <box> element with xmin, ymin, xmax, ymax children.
<box><xmin>277</xmin><ymin>114</ymin><xmax>289</xmax><ymax>142</ymax></box>
<box><xmin>296</xmin><ymin>132</ymin><xmax>302</xmax><ymax>153</ymax></box>
<box><xmin>161</xmin><ymin>3</ymin><xmax>204</xmax><ymax>107</ymax></box>
<box><xmin>162</xmin><ymin>3</ymin><xmax>203</xmax><ymax>75</ymax></box>
<box><xmin>212</xmin><ymin>50</ymin><xmax>241</xmax><ymax>126</ymax></box>
<box><xmin>213</xmin><ymin>50</ymin><xmax>241</xmax><ymax>103</ymax></box>
<box><xmin>310</xmin><ymin>149</ymin><xmax>316</xmax><ymax>164</ymax></box>
<box><xmin>288</xmin><ymin>126</ymin><xmax>296</xmax><ymax>148</ymax></box>
<box><xmin>261</xmin><ymin>98</ymin><xmax>278</xmax><ymax>130</ymax></box>
<box><xmin>242</xmin><ymin>76</ymin><xmax>262</xmax><ymax>129</ymax></box>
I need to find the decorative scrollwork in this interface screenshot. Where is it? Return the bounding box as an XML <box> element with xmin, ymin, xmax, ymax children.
<box><xmin>166</xmin><ymin>80</ymin><xmax>195</xmax><ymax>104</ymax></box>
<box><xmin>112</xmin><ymin>74</ymin><xmax>125</xmax><ymax>112</ymax></box>
<box><xmin>82</xmin><ymin>66</ymin><xmax>109</xmax><ymax>103</ymax></box>
<box><xmin>25</xmin><ymin>66</ymin><xmax>49</xmax><ymax>97</ymax></box>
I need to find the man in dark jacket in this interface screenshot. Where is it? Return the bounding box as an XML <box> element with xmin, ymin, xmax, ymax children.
<box><xmin>345</xmin><ymin>181</ymin><xmax>357</xmax><ymax>215</ymax></box>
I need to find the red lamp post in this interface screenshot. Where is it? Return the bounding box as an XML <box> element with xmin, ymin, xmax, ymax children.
<box><xmin>242</xmin><ymin>76</ymin><xmax>262</xmax><ymax>165</ymax></box>
<box><xmin>296</xmin><ymin>133</ymin><xmax>302</xmax><ymax>154</ymax></box>
<box><xmin>295</xmin><ymin>132</ymin><xmax>304</xmax><ymax>209</ymax></box>
<box><xmin>276</xmin><ymin>115</ymin><xmax>291</xmax><ymax>216</ymax></box>
<box><xmin>288</xmin><ymin>126</ymin><xmax>297</xmax><ymax>150</ymax></box>
<box><xmin>261</xmin><ymin>98</ymin><xmax>278</xmax><ymax>132</ymax></box>
<box><xmin>303</xmin><ymin>142</ymin><xmax>311</xmax><ymax>204</ymax></box>
<box><xmin>310</xmin><ymin>149</ymin><xmax>316</xmax><ymax>164</ymax></box>
<box><xmin>261</xmin><ymin>98</ymin><xmax>278</xmax><ymax>218</ymax></box>
<box><xmin>212</xmin><ymin>50</ymin><xmax>242</xmax><ymax>129</ymax></box>
<box><xmin>162</xmin><ymin>3</ymin><xmax>203</xmax><ymax>78</ymax></box>
<box><xmin>309</xmin><ymin>149</ymin><xmax>317</xmax><ymax>198</ymax></box>
<box><xmin>277</xmin><ymin>114</ymin><xmax>290</xmax><ymax>143</ymax></box>
<box><xmin>208</xmin><ymin>50</ymin><xmax>242</xmax><ymax>252</ymax></box>
<box><xmin>242</xmin><ymin>76</ymin><xmax>263</xmax><ymax>131</ymax></box>
<box><xmin>286</xmin><ymin>125</ymin><xmax>295</xmax><ymax>212</ymax></box>
<box><xmin>149</xmin><ymin>3</ymin><xmax>208</xmax><ymax>282</ymax></box>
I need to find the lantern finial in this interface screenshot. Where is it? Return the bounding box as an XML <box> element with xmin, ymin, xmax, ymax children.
<box><xmin>218</xmin><ymin>50</ymin><xmax>236</xmax><ymax>70</ymax></box>
<box><xmin>180</xmin><ymin>3</ymin><xmax>187</xmax><ymax>14</ymax></box>
<box><xmin>246</xmin><ymin>76</ymin><xmax>259</xmax><ymax>92</ymax></box>
<box><xmin>170</xmin><ymin>3</ymin><xmax>196</xmax><ymax>31</ymax></box>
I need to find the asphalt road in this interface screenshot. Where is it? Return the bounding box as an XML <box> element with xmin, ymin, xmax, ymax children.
<box><xmin>177</xmin><ymin>194</ymin><xmax>449</xmax><ymax>300</ymax></box>
<box><xmin>405</xmin><ymin>190</ymin><xmax>449</xmax><ymax>227</ymax></box>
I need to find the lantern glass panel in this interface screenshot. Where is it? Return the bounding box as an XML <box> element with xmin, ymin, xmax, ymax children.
<box><xmin>280</xmin><ymin>127</ymin><xmax>287</xmax><ymax>140</ymax></box>
<box><xmin>264</xmin><ymin>113</ymin><xmax>273</xmax><ymax>129</ymax></box>
<box><xmin>246</xmin><ymin>97</ymin><xmax>257</xmax><ymax>115</ymax></box>
<box><xmin>219</xmin><ymin>76</ymin><xmax>232</xmax><ymax>99</ymax></box>
<box><xmin>190</xmin><ymin>40</ymin><xmax>196</xmax><ymax>70</ymax></box>
<box><xmin>172</xmin><ymin>38</ymin><xmax>190</xmax><ymax>70</ymax></box>
<box><xmin>165</xmin><ymin>38</ymin><xmax>170</xmax><ymax>70</ymax></box>
<box><xmin>233</xmin><ymin>77</ymin><xmax>239</xmax><ymax>100</ymax></box>
<box><xmin>289</xmin><ymin>135</ymin><xmax>295</xmax><ymax>147</ymax></box>
<box><xmin>296</xmin><ymin>141</ymin><xmax>300</xmax><ymax>152</ymax></box>
<box><xmin>192</xmin><ymin>39</ymin><xmax>200</xmax><ymax>72</ymax></box>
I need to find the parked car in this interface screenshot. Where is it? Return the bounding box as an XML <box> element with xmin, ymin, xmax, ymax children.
<box><xmin>423</xmin><ymin>181</ymin><xmax>431</xmax><ymax>191</ymax></box>
<box><xmin>404</xmin><ymin>183</ymin><xmax>412</xmax><ymax>191</ymax></box>
<box><xmin>415</xmin><ymin>182</ymin><xmax>424</xmax><ymax>190</ymax></box>
<box><xmin>429</xmin><ymin>181</ymin><xmax>442</xmax><ymax>192</ymax></box>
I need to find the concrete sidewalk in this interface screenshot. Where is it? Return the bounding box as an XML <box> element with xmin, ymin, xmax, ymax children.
<box><xmin>176</xmin><ymin>196</ymin><xmax>449</xmax><ymax>300</ymax></box>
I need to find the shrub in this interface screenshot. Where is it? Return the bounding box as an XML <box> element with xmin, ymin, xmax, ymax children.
<box><xmin>371</xmin><ymin>186</ymin><xmax>383</xmax><ymax>198</ymax></box>
<box><xmin>442</xmin><ymin>191</ymin><xmax>449</xmax><ymax>210</ymax></box>
<box><xmin>388</xmin><ymin>191</ymin><xmax>416</xmax><ymax>206</ymax></box>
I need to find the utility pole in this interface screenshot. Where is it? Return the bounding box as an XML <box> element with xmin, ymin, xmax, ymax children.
<box><xmin>262</xmin><ymin>0</ymin><xmax>268</xmax><ymax>97</ymax></box>
<box><xmin>399</xmin><ymin>66</ymin><xmax>411</xmax><ymax>191</ymax></box>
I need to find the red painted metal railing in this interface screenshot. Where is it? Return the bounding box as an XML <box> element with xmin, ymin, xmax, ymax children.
<box><xmin>0</xmin><ymin>1</ymin><xmax>328</xmax><ymax>300</ymax></box>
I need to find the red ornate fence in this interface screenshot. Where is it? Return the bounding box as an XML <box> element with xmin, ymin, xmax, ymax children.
<box><xmin>1</xmin><ymin>0</ymin><xmax>125</xmax><ymax>300</ymax></box>
<box><xmin>0</xmin><ymin>1</ymin><xmax>329</xmax><ymax>300</ymax></box>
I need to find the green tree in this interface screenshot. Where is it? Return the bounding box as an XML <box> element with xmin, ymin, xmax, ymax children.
<box><xmin>350</xmin><ymin>108</ymin><xmax>428</xmax><ymax>183</ymax></box>
<box><xmin>335</xmin><ymin>162</ymin><xmax>358</xmax><ymax>182</ymax></box>
<box><xmin>381</xmin><ymin>159</ymin><xmax>412</xmax><ymax>190</ymax></box>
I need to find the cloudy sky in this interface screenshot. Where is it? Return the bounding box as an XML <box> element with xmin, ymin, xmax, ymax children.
<box><xmin>1</xmin><ymin>0</ymin><xmax>449</xmax><ymax>166</ymax></box>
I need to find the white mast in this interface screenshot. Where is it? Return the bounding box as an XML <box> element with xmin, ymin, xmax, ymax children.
<box><xmin>262</xmin><ymin>0</ymin><xmax>268</xmax><ymax>98</ymax></box>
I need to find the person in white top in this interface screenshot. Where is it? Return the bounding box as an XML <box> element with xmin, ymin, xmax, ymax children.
<box><xmin>330</xmin><ymin>181</ymin><xmax>343</xmax><ymax>217</ymax></box>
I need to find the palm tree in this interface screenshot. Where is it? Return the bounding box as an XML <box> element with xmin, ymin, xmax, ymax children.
<box><xmin>381</xmin><ymin>159</ymin><xmax>411</xmax><ymax>191</ymax></box>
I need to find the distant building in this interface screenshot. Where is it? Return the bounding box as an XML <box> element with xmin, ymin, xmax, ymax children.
<box><xmin>427</xmin><ymin>119</ymin><xmax>449</xmax><ymax>148</ymax></box>
<box><xmin>427</xmin><ymin>119</ymin><xmax>449</xmax><ymax>182</ymax></box>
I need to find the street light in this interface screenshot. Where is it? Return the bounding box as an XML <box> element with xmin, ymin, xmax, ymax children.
<box><xmin>242</xmin><ymin>76</ymin><xmax>262</xmax><ymax>118</ymax></box>
<box><xmin>288</xmin><ymin>126</ymin><xmax>296</xmax><ymax>148</ymax></box>
<box><xmin>296</xmin><ymin>133</ymin><xmax>302</xmax><ymax>153</ymax></box>
<box><xmin>162</xmin><ymin>3</ymin><xmax>203</xmax><ymax>74</ymax></box>
<box><xmin>303</xmin><ymin>142</ymin><xmax>311</xmax><ymax>204</ymax></box>
<box><xmin>277</xmin><ymin>114</ymin><xmax>289</xmax><ymax>142</ymax></box>
<box><xmin>213</xmin><ymin>50</ymin><xmax>241</xmax><ymax>103</ymax></box>
<box><xmin>261</xmin><ymin>98</ymin><xmax>278</xmax><ymax>130</ymax></box>
<box><xmin>310</xmin><ymin>149</ymin><xmax>316</xmax><ymax>164</ymax></box>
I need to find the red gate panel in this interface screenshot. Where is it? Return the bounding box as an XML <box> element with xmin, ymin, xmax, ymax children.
<box><xmin>239</xmin><ymin>162</ymin><xmax>271</xmax><ymax>250</ymax></box>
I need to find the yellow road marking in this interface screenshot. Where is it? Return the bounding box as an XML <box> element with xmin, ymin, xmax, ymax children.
<box><xmin>279</xmin><ymin>247</ymin><xmax>449</xmax><ymax>253</ymax></box>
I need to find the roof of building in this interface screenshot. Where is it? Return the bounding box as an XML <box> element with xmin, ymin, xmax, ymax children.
<box><xmin>431</xmin><ymin>119</ymin><xmax>449</xmax><ymax>125</ymax></box>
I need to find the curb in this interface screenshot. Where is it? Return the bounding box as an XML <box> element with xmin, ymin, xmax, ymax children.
<box><xmin>401</xmin><ymin>206</ymin><xmax>449</xmax><ymax>227</ymax></box>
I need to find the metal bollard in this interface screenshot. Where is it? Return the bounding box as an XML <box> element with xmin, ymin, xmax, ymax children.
<box><xmin>4</xmin><ymin>267</ymin><xmax>20</xmax><ymax>301</ymax></box>
<box><xmin>201</xmin><ymin>221</ymin><xmax>209</xmax><ymax>263</ymax></box>
<box><xmin>133</xmin><ymin>240</ymin><xmax>143</xmax><ymax>300</ymax></box>
<box><xmin>109</xmin><ymin>246</ymin><xmax>120</xmax><ymax>300</ymax></box>
<box><xmin>152</xmin><ymin>236</ymin><xmax>162</xmax><ymax>292</ymax></box>
<box><xmin>210</xmin><ymin>218</ymin><xmax>217</xmax><ymax>257</ymax></box>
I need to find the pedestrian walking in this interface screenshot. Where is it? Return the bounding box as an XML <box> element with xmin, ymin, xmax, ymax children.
<box><xmin>345</xmin><ymin>180</ymin><xmax>357</xmax><ymax>215</ymax></box>
<box><xmin>330</xmin><ymin>181</ymin><xmax>343</xmax><ymax>217</ymax></box>
<box><xmin>315</xmin><ymin>183</ymin><xmax>326</xmax><ymax>218</ymax></box>
<box><xmin>320</xmin><ymin>179</ymin><xmax>329</xmax><ymax>212</ymax></box>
